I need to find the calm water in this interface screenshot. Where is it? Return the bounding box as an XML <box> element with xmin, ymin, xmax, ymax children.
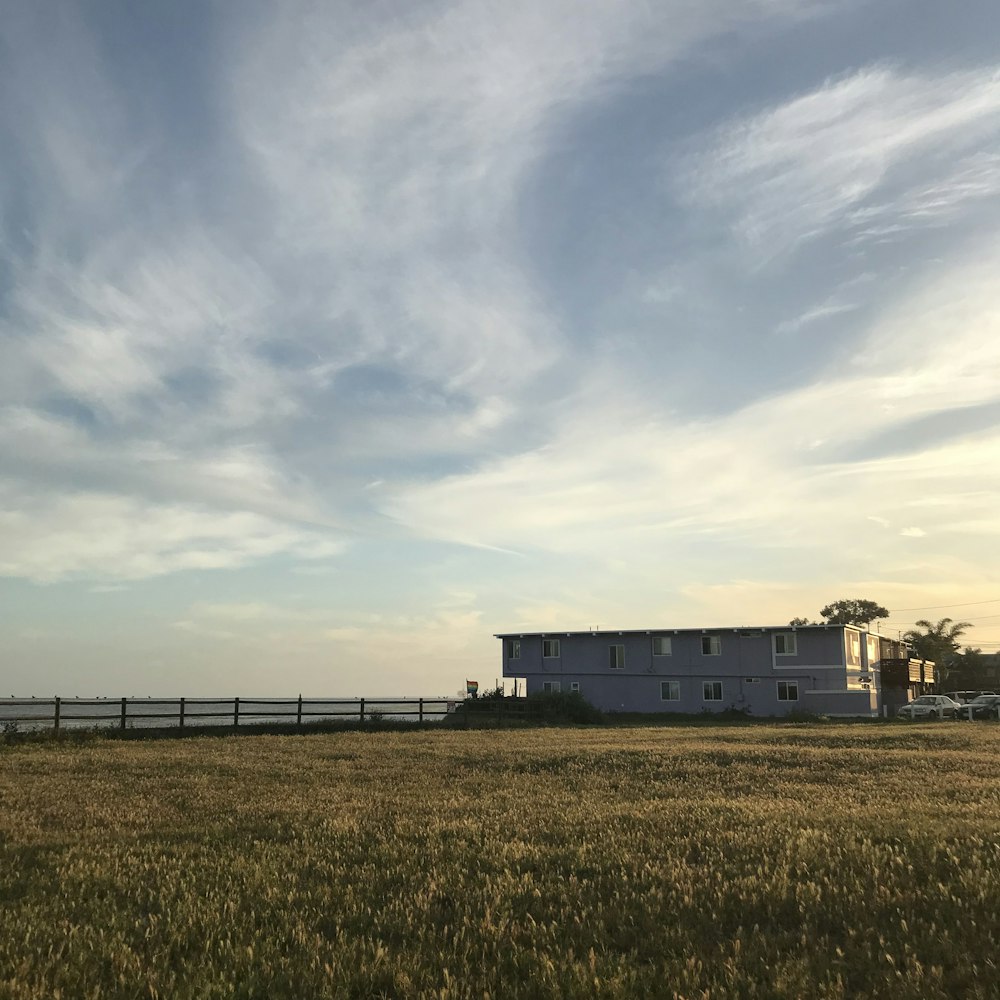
<box><xmin>0</xmin><ymin>698</ymin><xmax>456</xmax><ymax>732</ymax></box>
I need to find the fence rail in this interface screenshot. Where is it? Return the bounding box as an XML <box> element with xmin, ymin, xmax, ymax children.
<box><xmin>0</xmin><ymin>696</ymin><xmax>465</xmax><ymax>732</ymax></box>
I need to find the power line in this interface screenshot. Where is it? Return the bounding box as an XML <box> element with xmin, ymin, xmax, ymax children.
<box><xmin>888</xmin><ymin>614</ymin><xmax>1000</xmax><ymax>626</ymax></box>
<box><xmin>888</xmin><ymin>598</ymin><xmax>1000</xmax><ymax>612</ymax></box>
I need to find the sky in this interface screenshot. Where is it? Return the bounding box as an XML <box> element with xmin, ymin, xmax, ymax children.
<box><xmin>2</xmin><ymin>0</ymin><xmax>1000</xmax><ymax>697</ymax></box>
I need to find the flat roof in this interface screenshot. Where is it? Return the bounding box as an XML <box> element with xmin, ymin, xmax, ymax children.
<box><xmin>494</xmin><ymin>624</ymin><xmax>876</xmax><ymax>639</ymax></box>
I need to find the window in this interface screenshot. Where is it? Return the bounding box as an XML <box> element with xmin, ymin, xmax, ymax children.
<box><xmin>570</xmin><ymin>682</ymin><xmax>580</xmax><ymax>693</ymax></box>
<box><xmin>652</xmin><ymin>637</ymin><xmax>672</xmax><ymax>656</ymax></box>
<box><xmin>703</xmin><ymin>681</ymin><xmax>723</xmax><ymax>701</ymax></box>
<box><xmin>774</xmin><ymin>632</ymin><xmax>797</xmax><ymax>656</ymax></box>
<box><xmin>542</xmin><ymin>681</ymin><xmax>561</xmax><ymax>693</ymax></box>
<box><xmin>542</xmin><ymin>638</ymin><xmax>560</xmax><ymax>658</ymax></box>
<box><xmin>661</xmin><ymin>680</ymin><xmax>680</xmax><ymax>701</ymax></box>
<box><xmin>609</xmin><ymin>644</ymin><xmax>625</xmax><ymax>669</ymax></box>
<box><xmin>849</xmin><ymin>634</ymin><xmax>860</xmax><ymax>662</ymax></box>
<box><xmin>508</xmin><ymin>639</ymin><xmax>520</xmax><ymax>659</ymax></box>
<box><xmin>777</xmin><ymin>681</ymin><xmax>799</xmax><ymax>702</ymax></box>
<box><xmin>702</xmin><ymin>636</ymin><xmax>722</xmax><ymax>656</ymax></box>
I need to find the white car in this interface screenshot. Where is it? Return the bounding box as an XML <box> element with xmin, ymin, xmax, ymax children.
<box><xmin>897</xmin><ymin>695</ymin><xmax>961</xmax><ymax>720</ymax></box>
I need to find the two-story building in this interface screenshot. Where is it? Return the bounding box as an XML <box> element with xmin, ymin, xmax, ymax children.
<box><xmin>496</xmin><ymin>624</ymin><xmax>934</xmax><ymax>717</ymax></box>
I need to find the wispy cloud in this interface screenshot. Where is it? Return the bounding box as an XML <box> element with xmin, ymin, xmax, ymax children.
<box><xmin>0</xmin><ymin>0</ymin><xmax>836</xmax><ymax>587</ymax></box>
<box><xmin>775</xmin><ymin>298</ymin><xmax>859</xmax><ymax>335</ymax></box>
<box><xmin>382</xmin><ymin>238</ymin><xmax>1000</xmax><ymax>584</ymax></box>
<box><xmin>844</xmin><ymin>151</ymin><xmax>1000</xmax><ymax>244</ymax></box>
<box><xmin>0</xmin><ymin>488</ymin><xmax>343</xmax><ymax>584</ymax></box>
<box><xmin>682</xmin><ymin>65</ymin><xmax>1000</xmax><ymax>259</ymax></box>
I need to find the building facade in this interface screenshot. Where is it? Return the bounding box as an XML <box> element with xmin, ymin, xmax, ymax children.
<box><xmin>496</xmin><ymin>625</ymin><xmax>935</xmax><ymax>718</ymax></box>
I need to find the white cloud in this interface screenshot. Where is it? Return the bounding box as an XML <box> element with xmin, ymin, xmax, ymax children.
<box><xmin>381</xmin><ymin>238</ymin><xmax>1000</xmax><ymax>584</ymax></box>
<box><xmin>225</xmin><ymin>0</ymin><xmax>839</xmax><ymax>395</ymax></box>
<box><xmin>0</xmin><ymin>0</ymin><xmax>844</xmax><ymax>590</ymax></box>
<box><xmin>846</xmin><ymin>151</ymin><xmax>1000</xmax><ymax>241</ymax></box>
<box><xmin>5</xmin><ymin>230</ymin><xmax>284</xmax><ymax>426</ymax></box>
<box><xmin>0</xmin><ymin>406</ymin><xmax>331</xmax><ymax>529</ymax></box>
<box><xmin>0</xmin><ymin>487</ymin><xmax>344</xmax><ymax>584</ymax></box>
<box><xmin>775</xmin><ymin>298</ymin><xmax>859</xmax><ymax>335</ymax></box>
<box><xmin>683</xmin><ymin>65</ymin><xmax>1000</xmax><ymax>259</ymax></box>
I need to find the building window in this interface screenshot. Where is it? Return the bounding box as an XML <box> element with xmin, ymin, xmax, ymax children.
<box><xmin>508</xmin><ymin>639</ymin><xmax>521</xmax><ymax>659</ymax></box>
<box><xmin>609</xmin><ymin>644</ymin><xmax>625</xmax><ymax>669</ymax></box>
<box><xmin>849</xmin><ymin>634</ymin><xmax>861</xmax><ymax>662</ymax></box>
<box><xmin>702</xmin><ymin>636</ymin><xmax>722</xmax><ymax>656</ymax></box>
<box><xmin>774</xmin><ymin>632</ymin><xmax>797</xmax><ymax>656</ymax></box>
<box><xmin>542</xmin><ymin>681</ymin><xmax>561</xmax><ymax>693</ymax></box>
<box><xmin>542</xmin><ymin>639</ymin><xmax>560</xmax><ymax>658</ymax></box>
<box><xmin>777</xmin><ymin>681</ymin><xmax>799</xmax><ymax>702</ymax></box>
<box><xmin>652</xmin><ymin>637</ymin><xmax>672</xmax><ymax>656</ymax></box>
<box><xmin>661</xmin><ymin>680</ymin><xmax>680</xmax><ymax>701</ymax></box>
<box><xmin>703</xmin><ymin>681</ymin><xmax>723</xmax><ymax>701</ymax></box>
<box><xmin>570</xmin><ymin>682</ymin><xmax>580</xmax><ymax>693</ymax></box>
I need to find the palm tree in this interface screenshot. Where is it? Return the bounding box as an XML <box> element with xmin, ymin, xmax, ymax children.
<box><xmin>902</xmin><ymin>618</ymin><xmax>972</xmax><ymax>682</ymax></box>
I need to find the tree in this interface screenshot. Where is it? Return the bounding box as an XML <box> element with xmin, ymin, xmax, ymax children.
<box><xmin>948</xmin><ymin>647</ymin><xmax>989</xmax><ymax>690</ymax></box>
<box><xmin>788</xmin><ymin>616</ymin><xmax>813</xmax><ymax>627</ymax></box>
<box><xmin>902</xmin><ymin>618</ymin><xmax>972</xmax><ymax>683</ymax></box>
<box><xmin>819</xmin><ymin>599</ymin><xmax>889</xmax><ymax>626</ymax></box>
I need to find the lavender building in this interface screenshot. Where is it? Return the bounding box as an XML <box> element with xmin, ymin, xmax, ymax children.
<box><xmin>497</xmin><ymin>625</ymin><xmax>934</xmax><ymax>717</ymax></box>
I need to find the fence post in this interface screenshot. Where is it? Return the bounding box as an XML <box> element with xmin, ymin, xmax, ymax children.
<box><xmin>234</xmin><ymin>697</ymin><xmax>240</xmax><ymax>728</ymax></box>
<box><xmin>297</xmin><ymin>695</ymin><xmax>303</xmax><ymax>727</ymax></box>
<box><xmin>121</xmin><ymin>697</ymin><xmax>127</xmax><ymax>730</ymax></box>
<box><xmin>179</xmin><ymin>697</ymin><xmax>185</xmax><ymax>729</ymax></box>
<box><xmin>54</xmin><ymin>697</ymin><xmax>61</xmax><ymax>732</ymax></box>
<box><xmin>360</xmin><ymin>698</ymin><xmax>365</xmax><ymax>723</ymax></box>
<box><xmin>419</xmin><ymin>698</ymin><xmax>424</xmax><ymax>724</ymax></box>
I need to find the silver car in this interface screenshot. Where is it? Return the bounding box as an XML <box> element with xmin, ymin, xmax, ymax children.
<box><xmin>897</xmin><ymin>695</ymin><xmax>961</xmax><ymax>720</ymax></box>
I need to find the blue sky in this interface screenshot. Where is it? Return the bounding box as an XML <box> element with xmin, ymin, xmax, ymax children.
<box><xmin>3</xmin><ymin>0</ymin><xmax>1000</xmax><ymax>696</ymax></box>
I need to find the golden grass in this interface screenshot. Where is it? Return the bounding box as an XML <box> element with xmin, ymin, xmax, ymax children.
<box><xmin>2</xmin><ymin>724</ymin><xmax>1000</xmax><ymax>999</ymax></box>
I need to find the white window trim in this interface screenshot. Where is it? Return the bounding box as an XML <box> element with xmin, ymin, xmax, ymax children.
<box><xmin>777</xmin><ymin>680</ymin><xmax>799</xmax><ymax>702</ymax></box>
<box><xmin>542</xmin><ymin>639</ymin><xmax>560</xmax><ymax>658</ymax></box>
<box><xmin>652</xmin><ymin>637</ymin><xmax>672</xmax><ymax>657</ymax></box>
<box><xmin>542</xmin><ymin>680</ymin><xmax>561</xmax><ymax>694</ymax></box>
<box><xmin>772</xmin><ymin>664</ymin><xmax>842</xmax><ymax>671</ymax></box>
<box><xmin>703</xmin><ymin>681</ymin><xmax>723</xmax><ymax>701</ymax></box>
<box><xmin>661</xmin><ymin>680</ymin><xmax>681</xmax><ymax>702</ymax></box>
<box><xmin>848</xmin><ymin>633</ymin><xmax>861</xmax><ymax>663</ymax></box>
<box><xmin>569</xmin><ymin>682</ymin><xmax>580</xmax><ymax>693</ymax></box>
<box><xmin>508</xmin><ymin>639</ymin><xmax>521</xmax><ymax>659</ymax></box>
<box><xmin>702</xmin><ymin>636</ymin><xmax>722</xmax><ymax>656</ymax></box>
<box><xmin>609</xmin><ymin>644</ymin><xmax>625</xmax><ymax>669</ymax></box>
<box><xmin>774</xmin><ymin>632</ymin><xmax>797</xmax><ymax>656</ymax></box>
<box><xmin>804</xmin><ymin>689</ymin><xmax>878</xmax><ymax>695</ymax></box>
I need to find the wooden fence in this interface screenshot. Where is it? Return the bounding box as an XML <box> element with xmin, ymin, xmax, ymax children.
<box><xmin>0</xmin><ymin>697</ymin><xmax>464</xmax><ymax>732</ymax></box>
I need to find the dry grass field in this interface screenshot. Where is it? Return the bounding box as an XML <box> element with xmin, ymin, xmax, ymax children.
<box><xmin>2</xmin><ymin>723</ymin><xmax>1000</xmax><ymax>999</ymax></box>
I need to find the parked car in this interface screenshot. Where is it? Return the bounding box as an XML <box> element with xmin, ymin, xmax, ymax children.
<box><xmin>944</xmin><ymin>690</ymin><xmax>996</xmax><ymax>704</ymax></box>
<box><xmin>955</xmin><ymin>694</ymin><xmax>1000</xmax><ymax>721</ymax></box>
<box><xmin>897</xmin><ymin>695</ymin><xmax>962</xmax><ymax>720</ymax></box>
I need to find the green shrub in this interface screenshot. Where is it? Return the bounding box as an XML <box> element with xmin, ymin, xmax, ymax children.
<box><xmin>526</xmin><ymin>690</ymin><xmax>604</xmax><ymax>724</ymax></box>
